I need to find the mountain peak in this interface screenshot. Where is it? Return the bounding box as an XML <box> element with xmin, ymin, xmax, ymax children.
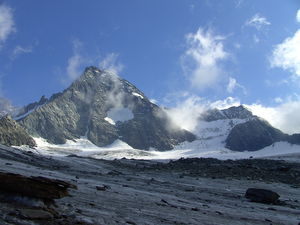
<box><xmin>18</xmin><ymin>67</ymin><xmax>195</xmax><ymax>150</ymax></box>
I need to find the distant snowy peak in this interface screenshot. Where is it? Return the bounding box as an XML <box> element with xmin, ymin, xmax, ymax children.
<box><xmin>200</xmin><ymin>105</ymin><xmax>253</xmax><ymax>122</ymax></box>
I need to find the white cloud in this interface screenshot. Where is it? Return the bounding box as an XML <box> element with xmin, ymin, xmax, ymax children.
<box><xmin>164</xmin><ymin>95</ymin><xmax>240</xmax><ymax>132</ymax></box>
<box><xmin>99</xmin><ymin>53</ymin><xmax>123</xmax><ymax>75</ymax></box>
<box><xmin>181</xmin><ymin>28</ymin><xmax>228</xmax><ymax>90</ymax></box>
<box><xmin>226</xmin><ymin>77</ymin><xmax>246</xmax><ymax>94</ymax></box>
<box><xmin>245</xmin><ymin>14</ymin><xmax>271</xmax><ymax>30</ymax></box>
<box><xmin>247</xmin><ymin>97</ymin><xmax>300</xmax><ymax>134</ymax></box>
<box><xmin>66</xmin><ymin>40</ymin><xmax>86</xmax><ymax>81</ymax></box>
<box><xmin>11</xmin><ymin>45</ymin><xmax>32</xmax><ymax>60</ymax></box>
<box><xmin>297</xmin><ymin>9</ymin><xmax>300</xmax><ymax>23</ymax></box>
<box><xmin>210</xmin><ymin>97</ymin><xmax>240</xmax><ymax>110</ymax></box>
<box><xmin>164</xmin><ymin>95</ymin><xmax>206</xmax><ymax>132</ymax></box>
<box><xmin>0</xmin><ymin>4</ymin><xmax>15</xmax><ymax>44</ymax></box>
<box><xmin>270</xmin><ymin>29</ymin><xmax>300</xmax><ymax>77</ymax></box>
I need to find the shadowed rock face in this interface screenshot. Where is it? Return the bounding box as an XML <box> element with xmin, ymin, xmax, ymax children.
<box><xmin>19</xmin><ymin>66</ymin><xmax>195</xmax><ymax>150</ymax></box>
<box><xmin>225</xmin><ymin>118</ymin><xmax>287</xmax><ymax>151</ymax></box>
<box><xmin>0</xmin><ymin>115</ymin><xmax>36</xmax><ymax>147</ymax></box>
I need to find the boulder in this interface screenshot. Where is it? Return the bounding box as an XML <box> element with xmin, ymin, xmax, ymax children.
<box><xmin>245</xmin><ymin>188</ymin><xmax>280</xmax><ymax>204</ymax></box>
<box><xmin>0</xmin><ymin>172</ymin><xmax>76</xmax><ymax>200</ymax></box>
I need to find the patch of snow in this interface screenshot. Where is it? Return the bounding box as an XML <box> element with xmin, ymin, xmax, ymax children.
<box><xmin>13</xmin><ymin>102</ymin><xmax>47</xmax><ymax>120</ymax></box>
<box><xmin>106</xmin><ymin>107</ymin><xmax>134</xmax><ymax>124</ymax></box>
<box><xmin>132</xmin><ymin>92</ymin><xmax>144</xmax><ymax>99</ymax></box>
<box><xmin>104</xmin><ymin>117</ymin><xmax>116</xmax><ymax>125</ymax></box>
<box><xmin>14</xmin><ymin>109</ymin><xmax>35</xmax><ymax>120</ymax></box>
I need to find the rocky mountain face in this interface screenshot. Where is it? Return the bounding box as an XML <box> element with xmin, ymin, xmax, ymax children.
<box><xmin>225</xmin><ymin>117</ymin><xmax>287</xmax><ymax>151</ymax></box>
<box><xmin>14</xmin><ymin>95</ymin><xmax>48</xmax><ymax>120</ymax></box>
<box><xmin>18</xmin><ymin>67</ymin><xmax>195</xmax><ymax>150</ymax></box>
<box><xmin>0</xmin><ymin>115</ymin><xmax>36</xmax><ymax>147</ymax></box>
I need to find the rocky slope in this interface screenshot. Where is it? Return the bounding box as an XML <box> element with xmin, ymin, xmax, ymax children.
<box><xmin>0</xmin><ymin>115</ymin><xmax>36</xmax><ymax>147</ymax></box>
<box><xmin>225</xmin><ymin>118</ymin><xmax>287</xmax><ymax>151</ymax></box>
<box><xmin>0</xmin><ymin>145</ymin><xmax>299</xmax><ymax>225</ymax></box>
<box><xmin>18</xmin><ymin>67</ymin><xmax>195</xmax><ymax>150</ymax></box>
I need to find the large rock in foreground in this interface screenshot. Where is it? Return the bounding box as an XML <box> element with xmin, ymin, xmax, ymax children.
<box><xmin>0</xmin><ymin>172</ymin><xmax>76</xmax><ymax>200</ymax></box>
<box><xmin>245</xmin><ymin>188</ymin><xmax>280</xmax><ymax>204</ymax></box>
<box><xmin>0</xmin><ymin>115</ymin><xmax>36</xmax><ymax>147</ymax></box>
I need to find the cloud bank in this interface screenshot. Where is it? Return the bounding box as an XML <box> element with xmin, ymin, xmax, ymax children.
<box><xmin>165</xmin><ymin>95</ymin><xmax>240</xmax><ymax>132</ymax></box>
<box><xmin>247</xmin><ymin>98</ymin><xmax>300</xmax><ymax>134</ymax></box>
<box><xmin>181</xmin><ymin>28</ymin><xmax>228</xmax><ymax>90</ymax></box>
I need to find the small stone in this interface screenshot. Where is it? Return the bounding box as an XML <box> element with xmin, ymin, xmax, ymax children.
<box><xmin>96</xmin><ymin>185</ymin><xmax>111</xmax><ymax>191</ymax></box>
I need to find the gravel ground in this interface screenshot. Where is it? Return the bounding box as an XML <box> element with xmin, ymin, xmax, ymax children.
<box><xmin>0</xmin><ymin>145</ymin><xmax>299</xmax><ymax>225</ymax></box>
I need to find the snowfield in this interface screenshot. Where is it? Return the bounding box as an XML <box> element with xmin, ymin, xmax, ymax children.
<box><xmin>29</xmin><ymin>135</ymin><xmax>300</xmax><ymax>162</ymax></box>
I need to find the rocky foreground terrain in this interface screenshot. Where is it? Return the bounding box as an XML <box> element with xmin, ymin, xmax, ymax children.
<box><xmin>0</xmin><ymin>144</ymin><xmax>300</xmax><ymax>225</ymax></box>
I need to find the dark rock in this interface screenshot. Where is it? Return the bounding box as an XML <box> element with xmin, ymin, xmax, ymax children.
<box><xmin>19</xmin><ymin>208</ymin><xmax>53</xmax><ymax>220</ymax></box>
<box><xmin>225</xmin><ymin>118</ymin><xmax>286</xmax><ymax>151</ymax></box>
<box><xmin>287</xmin><ymin>133</ymin><xmax>300</xmax><ymax>145</ymax></box>
<box><xmin>19</xmin><ymin>66</ymin><xmax>195</xmax><ymax>150</ymax></box>
<box><xmin>0</xmin><ymin>172</ymin><xmax>76</xmax><ymax>200</ymax></box>
<box><xmin>0</xmin><ymin>115</ymin><xmax>36</xmax><ymax>147</ymax></box>
<box><xmin>245</xmin><ymin>188</ymin><xmax>280</xmax><ymax>204</ymax></box>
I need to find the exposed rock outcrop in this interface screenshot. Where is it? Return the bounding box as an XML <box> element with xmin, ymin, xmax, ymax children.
<box><xmin>0</xmin><ymin>115</ymin><xmax>36</xmax><ymax>147</ymax></box>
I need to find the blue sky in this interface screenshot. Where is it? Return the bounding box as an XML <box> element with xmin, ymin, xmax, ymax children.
<box><xmin>1</xmin><ymin>0</ymin><xmax>300</xmax><ymax>133</ymax></box>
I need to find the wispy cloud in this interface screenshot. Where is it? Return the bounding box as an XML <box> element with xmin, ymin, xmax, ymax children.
<box><xmin>235</xmin><ymin>0</ymin><xmax>244</xmax><ymax>8</ymax></box>
<box><xmin>10</xmin><ymin>45</ymin><xmax>33</xmax><ymax>60</ymax></box>
<box><xmin>181</xmin><ymin>28</ymin><xmax>228</xmax><ymax>90</ymax></box>
<box><xmin>64</xmin><ymin>39</ymin><xmax>124</xmax><ymax>83</ymax></box>
<box><xmin>245</xmin><ymin>14</ymin><xmax>271</xmax><ymax>30</ymax></box>
<box><xmin>0</xmin><ymin>4</ymin><xmax>15</xmax><ymax>45</ymax></box>
<box><xmin>226</xmin><ymin>77</ymin><xmax>246</xmax><ymax>94</ymax></box>
<box><xmin>65</xmin><ymin>40</ymin><xmax>88</xmax><ymax>82</ymax></box>
<box><xmin>270</xmin><ymin>30</ymin><xmax>300</xmax><ymax>77</ymax></box>
<box><xmin>99</xmin><ymin>53</ymin><xmax>124</xmax><ymax>74</ymax></box>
